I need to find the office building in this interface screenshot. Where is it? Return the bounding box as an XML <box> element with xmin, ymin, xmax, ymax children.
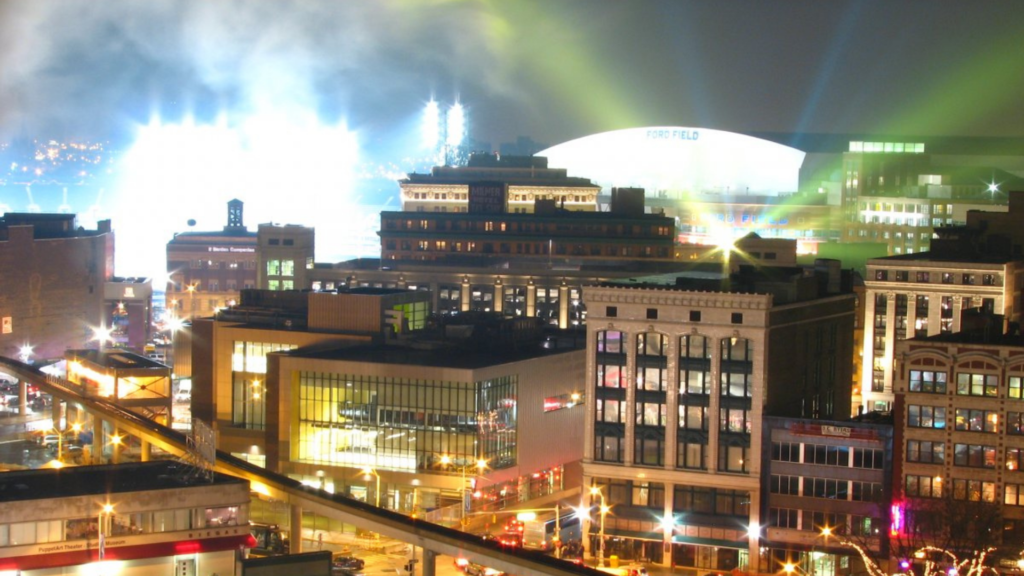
<box><xmin>860</xmin><ymin>192</ymin><xmax>1024</xmax><ymax>412</ymax></box>
<box><xmin>0</xmin><ymin>213</ymin><xmax>114</xmax><ymax>363</ymax></box>
<box><xmin>190</xmin><ymin>288</ymin><xmax>586</xmax><ymax>519</ymax></box>
<box><xmin>762</xmin><ymin>415</ymin><xmax>892</xmax><ymax>576</ymax></box>
<box><xmin>893</xmin><ymin>311</ymin><xmax>1024</xmax><ymax>559</ymax></box>
<box><xmin>257</xmin><ymin>222</ymin><xmax>315</xmax><ymax>291</ymax></box>
<box><xmin>166</xmin><ymin>199</ymin><xmax>257</xmax><ymax>320</ymax></box>
<box><xmin>580</xmin><ymin>261</ymin><xmax>856</xmax><ymax>570</ymax></box>
<box><xmin>381</xmin><ymin>187</ymin><xmax>675</xmax><ymax>264</ymax></box>
<box><xmin>104</xmin><ymin>276</ymin><xmax>154</xmax><ymax>352</ymax></box>
<box><xmin>839</xmin><ymin>141</ymin><xmax>1023</xmax><ymax>255</ymax></box>
<box><xmin>400</xmin><ymin>153</ymin><xmax>601</xmax><ymax>214</ymax></box>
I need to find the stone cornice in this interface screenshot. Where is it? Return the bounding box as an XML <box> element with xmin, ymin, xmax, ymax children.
<box><xmin>584</xmin><ymin>286</ymin><xmax>772</xmax><ymax>310</ymax></box>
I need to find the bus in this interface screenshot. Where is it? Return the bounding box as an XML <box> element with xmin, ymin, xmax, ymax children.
<box><xmin>522</xmin><ymin>511</ymin><xmax>581</xmax><ymax>552</ymax></box>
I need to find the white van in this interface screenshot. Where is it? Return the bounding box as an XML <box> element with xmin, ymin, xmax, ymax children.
<box><xmin>175</xmin><ymin>380</ymin><xmax>192</xmax><ymax>403</ymax></box>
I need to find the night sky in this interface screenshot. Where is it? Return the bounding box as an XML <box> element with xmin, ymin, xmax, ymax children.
<box><xmin>1</xmin><ymin>0</ymin><xmax>1022</xmax><ymax>147</ymax></box>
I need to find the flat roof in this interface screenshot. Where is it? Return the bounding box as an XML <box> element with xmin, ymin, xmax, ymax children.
<box><xmin>68</xmin><ymin>349</ymin><xmax>169</xmax><ymax>370</ymax></box>
<box><xmin>0</xmin><ymin>461</ymin><xmax>245</xmax><ymax>503</ymax></box>
<box><xmin>288</xmin><ymin>339</ymin><xmax>581</xmax><ymax>370</ymax></box>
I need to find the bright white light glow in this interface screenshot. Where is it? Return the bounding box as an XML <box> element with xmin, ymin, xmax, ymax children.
<box><xmin>422</xmin><ymin>100</ymin><xmax>440</xmax><ymax>149</ymax></box>
<box><xmin>113</xmin><ymin>112</ymin><xmax>360</xmax><ymax>279</ymax></box>
<box><xmin>446</xmin><ymin>102</ymin><xmax>465</xmax><ymax>147</ymax></box>
<box><xmin>539</xmin><ymin>126</ymin><xmax>804</xmax><ymax>199</ymax></box>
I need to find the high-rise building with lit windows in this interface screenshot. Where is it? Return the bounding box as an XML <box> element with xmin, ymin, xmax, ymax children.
<box><xmin>893</xmin><ymin>311</ymin><xmax>1024</xmax><ymax>554</ymax></box>
<box><xmin>257</xmin><ymin>222</ymin><xmax>314</xmax><ymax>291</ymax></box>
<box><xmin>399</xmin><ymin>153</ymin><xmax>601</xmax><ymax>214</ymax></box>
<box><xmin>579</xmin><ymin>261</ymin><xmax>856</xmax><ymax>571</ymax></box>
<box><xmin>860</xmin><ymin>192</ymin><xmax>1024</xmax><ymax>412</ymax></box>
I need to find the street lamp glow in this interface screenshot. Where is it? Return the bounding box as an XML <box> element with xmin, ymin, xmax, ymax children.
<box><xmin>659</xmin><ymin>515</ymin><xmax>675</xmax><ymax>532</ymax></box>
<box><xmin>361</xmin><ymin>467</ymin><xmax>381</xmax><ymax>508</ymax></box>
<box><xmin>18</xmin><ymin>344</ymin><xmax>33</xmax><ymax>362</ymax></box>
<box><xmin>91</xmin><ymin>326</ymin><xmax>114</xmax><ymax>348</ymax></box>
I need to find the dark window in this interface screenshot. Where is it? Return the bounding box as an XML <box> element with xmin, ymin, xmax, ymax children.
<box><xmin>689</xmin><ymin>310</ymin><xmax>701</xmax><ymax>322</ymax></box>
<box><xmin>607</xmin><ymin>306</ymin><xmax>617</xmax><ymax>318</ymax></box>
<box><xmin>731</xmin><ymin>312</ymin><xmax>743</xmax><ymax>324</ymax></box>
<box><xmin>269</xmin><ymin>238</ymin><xmax>280</xmax><ymax>245</ymax></box>
<box><xmin>646</xmin><ymin>308</ymin><xmax>658</xmax><ymax>320</ymax></box>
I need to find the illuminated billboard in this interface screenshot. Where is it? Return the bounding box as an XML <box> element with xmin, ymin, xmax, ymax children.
<box><xmin>537</xmin><ymin>127</ymin><xmax>805</xmax><ymax>198</ymax></box>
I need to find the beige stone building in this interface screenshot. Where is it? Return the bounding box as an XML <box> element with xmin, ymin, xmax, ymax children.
<box><xmin>580</xmin><ymin>262</ymin><xmax>856</xmax><ymax>571</ymax></box>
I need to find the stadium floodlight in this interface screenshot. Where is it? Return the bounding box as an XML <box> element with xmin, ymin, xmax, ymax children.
<box><xmin>446</xmin><ymin>101</ymin><xmax>465</xmax><ymax>148</ymax></box>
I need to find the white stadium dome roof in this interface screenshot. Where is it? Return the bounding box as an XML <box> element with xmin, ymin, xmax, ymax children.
<box><xmin>536</xmin><ymin>127</ymin><xmax>805</xmax><ymax>197</ymax></box>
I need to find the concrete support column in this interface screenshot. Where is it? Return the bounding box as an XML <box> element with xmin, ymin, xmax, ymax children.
<box><xmin>558</xmin><ymin>284</ymin><xmax>569</xmax><ymax>329</ymax></box>
<box><xmin>665</xmin><ymin>335</ymin><xmax>679</xmax><ymax>470</ymax></box>
<box><xmin>747</xmin><ymin>489</ymin><xmax>762</xmax><ymax>573</ymax></box>
<box><xmin>526</xmin><ymin>282</ymin><xmax>536</xmax><ymax>318</ymax></box>
<box><xmin>493</xmin><ymin>282</ymin><xmax>503</xmax><ymax>315</ymax></box>
<box><xmin>423</xmin><ymin>549</ymin><xmax>437</xmax><ymax>576</ymax></box>
<box><xmin>461</xmin><ymin>279</ymin><xmax>471</xmax><ymax>312</ymax></box>
<box><xmin>92</xmin><ymin>417</ymin><xmax>104</xmax><ymax>464</ymax></box>
<box><xmin>906</xmin><ymin>293</ymin><xmax>918</xmax><ymax>339</ymax></box>
<box><xmin>140</xmin><ymin>439</ymin><xmax>151</xmax><ymax>462</ymax></box>
<box><xmin>624</xmin><ymin>332</ymin><xmax>637</xmax><ymax>465</ymax></box>
<box><xmin>707</xmin><ymin>336</ymin><xmax>723</xmax><ymax>473</ymax></box>
<box><xmin>661</xmin><ymin>485</ymin><xmax>674</xmax><ymax>568</ymax></box>
<box><xmin>883</xmin><ymin>293</ymin><xmax>897</xmax><ymax>398</ymax></box>
<box><xmin>290</xmin><ymin>504</ymin><xmax>303</xmax><ymax>554</ymax></box>
<box><xmin>18</xmin><ymin>379</ymin><xmax>26</xmax><ymax>417</ymax></box>
<box><xmin>952</xmin><ymin>295</ymin><xmax>964</xmax><ymax>333</ymax></box>
<box><xmin>52</xmin><ymin>400</ymin><xmax>63</xmax><ymax>431</ymax></box>
<box><xmin>860</xmin><ymin>291</ymin><xmax>877</xmax><ymax>411</ymax></box>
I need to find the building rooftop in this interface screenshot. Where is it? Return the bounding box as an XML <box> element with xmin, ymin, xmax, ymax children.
<box><xmin>68</xmin><ymin>349</ymin><xmax>169</xmax><ymax>370</ymax></box>
<box><xmin>288</xmin><ymin>327</ymin><xmax>584</xmax><ymax>370</ymax></box>
<box><xmin>168</xmin><ymin>229</ymin><xmax>257</xmax><ymax>241</ymax></box>
<box><xmin>0</xmin><ymin>461</ymin><xmax>245</xmax><ymax>503</ymax></box>
<box><xmin>593</xmin><ymin>261</ymin><xmax>853</xmax><ymax>304</ymax></box>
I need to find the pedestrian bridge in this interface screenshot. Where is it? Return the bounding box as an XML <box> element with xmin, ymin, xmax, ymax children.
<box><xmin>0</xmin><ymin>355</ymin><xmax>593</xmax><ymax>576</ymax></box>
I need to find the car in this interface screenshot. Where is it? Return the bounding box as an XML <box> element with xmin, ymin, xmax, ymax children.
<box><xmin>332</xmin><ymin>555</ymin><xmax>365</xmax><ymax>571</ymax></box>
<box><xmin>497</xmin><ymin>532</ymin><xmax>522</xmax><ymax>547</ymax></box>
<box><xmin>39</xmin><ymin>434</ymin><xmax>60</xmax><ymax>447</ymax></box>
<box><xmin>465</xmin><ymin>563</ymin><xmax>504</xmax><ymax>576</ymax></box>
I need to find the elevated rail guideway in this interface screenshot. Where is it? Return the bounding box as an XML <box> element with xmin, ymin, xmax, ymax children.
<box><xmin>0</xmin><ymin>355</ymin><xmax>594</xmax><ymax>576</ymax></box>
